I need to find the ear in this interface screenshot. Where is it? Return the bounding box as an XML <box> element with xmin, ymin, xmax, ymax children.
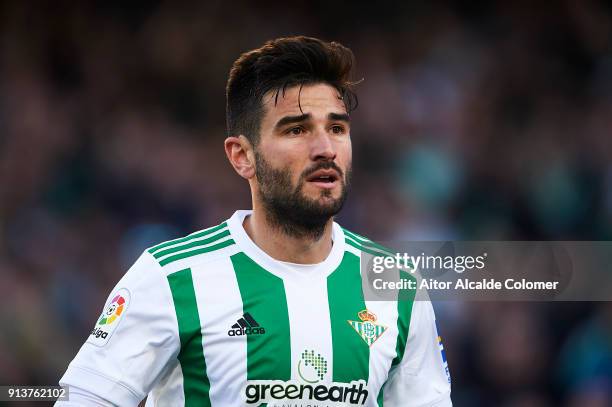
<box><xmin>224</xmin><ymin>135</ymin><xmax>256</xmax><ymax>179</ymax></box>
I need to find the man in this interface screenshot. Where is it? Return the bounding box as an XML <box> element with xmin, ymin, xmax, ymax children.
<box><xmin>57</xmin><ymin>36</ymin><xmax>452</xmax><ymax>406</ymax></box>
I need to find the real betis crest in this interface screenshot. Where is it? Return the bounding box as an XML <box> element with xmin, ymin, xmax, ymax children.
<box><xmin>348</xmin><ymin>309</ymin><xmax>387</xmax><ymax>346</ymax></box>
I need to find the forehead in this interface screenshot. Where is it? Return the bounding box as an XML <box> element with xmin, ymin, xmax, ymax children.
<box><xmin>262</xmin><ymin>83</ymin><xmax>347</xmax><ymax>120</ymax></box>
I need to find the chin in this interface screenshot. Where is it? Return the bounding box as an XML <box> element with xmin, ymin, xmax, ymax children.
<box><xmin>315</xmin><ymin>194</ymin><xmax>343</xmax><ymax>208</ymax></box>
<box><xmin>310</xmin><ymin>190</ymin><xmax>339</xmax><ymax>202</ymax></box>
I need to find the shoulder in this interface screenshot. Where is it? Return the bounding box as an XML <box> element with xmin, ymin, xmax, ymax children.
<box><xmin>338</xmin><ymin>224</ymin><xmax>417</xmax><ymax>278</ymax></box>
<box><xmin>145</xmin><ymin>220</ymin><xmax>239</xmax><ymax>274</ymax></box>
<box><xmin>339</xmin><ymin>225</ymin><xmax>396</xmax><ymax>258</ymax></box>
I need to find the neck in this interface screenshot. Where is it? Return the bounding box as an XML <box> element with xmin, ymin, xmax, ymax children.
<box><xmin>243</xmin><ymin>203</ymin><xmax>334</xmax><ymax>264</ymax></box>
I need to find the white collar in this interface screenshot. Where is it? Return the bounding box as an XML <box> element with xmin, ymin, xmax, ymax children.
<box><xmin>227</xmin><ymin>210</ymin><xmax>346</xmax><ymax>280</ymax></box>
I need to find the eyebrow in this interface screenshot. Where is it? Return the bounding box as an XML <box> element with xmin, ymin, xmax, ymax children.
<box><xmin>328</xmin><ymin>112</ymin><xmax>350</xmax><ymax>123</ymax></box>
<box><xmin>273</xmin><ymin>112</ymin><xmax>350</xmax><ymax>131</ymax></box>
<box><xmin>274</xmin><ymin>113</ymin><xmax>311</xmax><ymax>131</ymax></box>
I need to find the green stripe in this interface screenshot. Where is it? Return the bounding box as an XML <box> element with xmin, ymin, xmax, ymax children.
<box><xmin>344</xmin><ymin>235</ymin><xmax>415</xmax><ymax>272</ymax></box>
<box><xmin>343</xmin><ymin>229</ymin><xmax>396</xmax><ymax>256</ymax></box>
<box><xmin>377</xmin><ymin>270</ymin><xmax>416</xmax><ymax>406</ymax></box>
<box><xmin>343</xmin><ymin>229</ymin><xmax>416</xmax><ymax>270</ymax></box>
<box><xmin>159</xmin><ymin>239</ymin><xmax>235</xmax><ymax>267</ymax></box>
<box><xmin>342</xmin><ymin>228</ymin><xmax>374</xmax><ymax>244</ymax></box>
<box><xmin>377</xmin><ymin>384</ymin><xmax>384</xmax><ymax>406</ymax></box>
<box><xmin>391</xmin><ymin>270</ymin><xmax>416</xmax><ymax>367</ymax></box>
<box><xmin>148</xmin><ymin>222</ymin><xmax>227</xmax><ymax>254</ymax></box>
<box><xmin>345</xmin><ymin>237</ymin><xmax>393</xmax><ymax>258</ymax></box>
<box><xmin>345</xmin><ymin>234</ymin><xmax>395</xmax><ymax>257</ymax></box>
<box><xmin>167</xmin><ymin>268</ymin><xmax>210</xmax><ymax>407</ymax></box>
<box><xmin>231</xmin><ymin>252</ymin><xmax>291</xmax><ymax>380</ymax></box>
<box><xmin>153</xmin><ymin>229</ymin><xmax>231</xmax><ymax>259</ymax></box>
<box><xmin>327</xmin><ymin>251</ymin><xmax>370</xmax><ymax>382</ymax></box>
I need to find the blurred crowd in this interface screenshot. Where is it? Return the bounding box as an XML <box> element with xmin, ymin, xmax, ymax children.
<box><xmin>1</xmin><ymin>1</ymin><xmax>611</xmax><ymax>406</ymax></box>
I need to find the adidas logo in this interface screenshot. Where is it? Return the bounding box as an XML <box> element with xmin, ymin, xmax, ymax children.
<box><xmin>227</xmin><ymin>312</ymin><xmax>266</xmax><ymax>336</ymax></box>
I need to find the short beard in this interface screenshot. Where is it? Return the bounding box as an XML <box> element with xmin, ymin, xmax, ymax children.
<box><xmin>254</xmin><ymin>151</ymin><xmax>350</xmax><ymax>241</ymax></box>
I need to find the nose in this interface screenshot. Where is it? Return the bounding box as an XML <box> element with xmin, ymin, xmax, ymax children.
<box><xmin>310</xmin><ymin>128</ymin><xmax>336</xmax><ymax>161</ymax></box>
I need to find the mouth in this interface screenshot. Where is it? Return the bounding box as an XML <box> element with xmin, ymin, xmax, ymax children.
<box><xmin>305</xmin><ymin>169</ymin><xmax>340</xmax><ymax>189</ymax></box>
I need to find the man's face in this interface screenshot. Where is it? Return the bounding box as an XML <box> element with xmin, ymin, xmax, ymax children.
<box><xmin>253</xmin><ymin>83</ymin><xmax>352</xmax><ymax>236</ymax></box>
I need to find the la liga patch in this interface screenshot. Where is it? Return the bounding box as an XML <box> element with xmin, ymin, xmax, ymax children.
<box><xmin>87</xmin><ymin>288</ymin><xmax>131</xmax><ymax>347</ymax></box>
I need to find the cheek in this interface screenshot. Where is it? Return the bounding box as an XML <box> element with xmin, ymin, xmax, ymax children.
<box><xmin>261</xmin><ymin>144</ymin><xmax>306</xmax><ymax>182</ymax></box>
<box><xmin>268</xmin><ymin>141</ymin><xmax>309</xmax><ymax>171</ymax></box>
<box><xmin>262</xmin><ymin>136</ymin><xmax>302</xmax><ymax>160</ymax></box>
<box><xmin>335</xmin><ymin>140</ymin><xmax>352</xmax><ymax>167</ymax></box>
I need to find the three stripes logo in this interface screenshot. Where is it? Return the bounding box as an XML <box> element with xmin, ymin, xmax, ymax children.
<box><xmin>228</xmin><ymin>312</ymin><xmax>266</xmax><ymax>336</ymax></box>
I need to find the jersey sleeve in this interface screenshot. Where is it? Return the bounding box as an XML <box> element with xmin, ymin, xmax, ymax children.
<box><xmin>382</xmin><ymin>300</ymin><xmax>452</xmax><ymax>406</ymax></box>
<box><xmin>54</xmin><ymin>385</ymin><xmax>116</xmax><ymax>406</ymax></box>
<box><xmin>57</xmin><ymin>251</ymin><xmax>180</xmax><ymax>406</ymax></box>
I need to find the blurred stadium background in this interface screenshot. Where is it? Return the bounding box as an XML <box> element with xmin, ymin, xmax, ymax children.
<box><xmin>1</xmin><ymin>1</ymin><xmax>611</xmax><ymax>406</ymax></box>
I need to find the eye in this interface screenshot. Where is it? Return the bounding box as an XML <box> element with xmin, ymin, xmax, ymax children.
<box><xmin>331</xmin><ymin>125</ymin><xmax>346</xmax><ymax>134</ymax></box>
<box><xmin>287</xmin><ymin>126</ymin><xmax>305</xmax><ymax>135</ymax></box>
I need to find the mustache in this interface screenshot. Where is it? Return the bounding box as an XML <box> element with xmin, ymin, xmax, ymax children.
<box><xmin>300</xmin><ymin>161</ymin><xmax>344</xmax><ymax>180</ymax></box>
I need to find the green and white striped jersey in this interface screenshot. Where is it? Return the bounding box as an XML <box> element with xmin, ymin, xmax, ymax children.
<box><xmin>59</xmin><ymin>210</ymin><xmax>452</xmax><ymax>406</ymax></box>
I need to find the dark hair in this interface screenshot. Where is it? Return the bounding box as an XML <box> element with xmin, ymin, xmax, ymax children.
<box><xmin>226</xmin><ymin>36</ymin><xmax>358</xmax><ymax>144</ymax></box>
